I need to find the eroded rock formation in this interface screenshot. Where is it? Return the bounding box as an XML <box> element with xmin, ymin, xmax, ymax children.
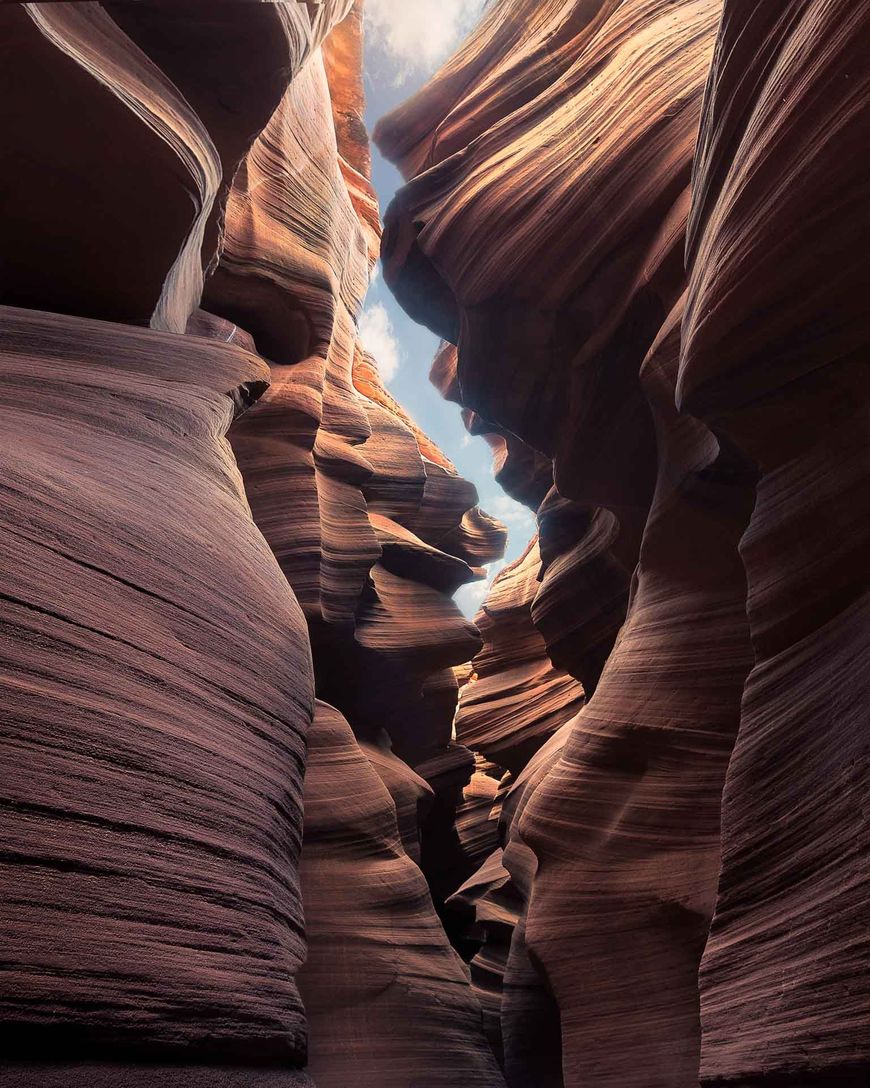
<box><xmin>298</xmin><ymin>700</ymin><xmax>505</xmax><ymax>1088</ymax></box>
<box><xmin>2</xmin><ymin>1</ymin><xmax>868</xmax><ymax>1086</ymax></box>
<box><xmin>1</xmin><ymin>4</ymin><xmax>504</xmax><ymax>1086</ymax></box>
<box><xmin>0</xmin><ymin>306</ymin><xmax>312</xmax><ymax>1083</ymax></box>
<box><xmin>681</xmin><ymin>3</ymin><xmax>870</xmax><ymax>1082</ymax></box>
<box><xmin>377</xmin><ymin>0</ymin><xmax>869</xmax><ymax>1085</ymax></box>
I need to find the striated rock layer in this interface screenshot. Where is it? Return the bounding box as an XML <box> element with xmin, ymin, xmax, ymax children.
<box><xmin>681</xmin><ymin>2</ymin><xmax>870</xmax><ymax>1082</ymax></box>
<box><xmin>456</xmin><ymin>539</ymin><xmax>584</xmax><ymax>777</ymax></box>
<box><xmin>4</xmin><ymin>0</ymin><xmax>868</xmax><ymax>1085</ymax></box>
<box><xmin>0</xmin><ymin>306</ymin><xmax>313</xmax><ymax>1082</ymax></box>
<box><xmin>377</xmin><ymin>0</ymin><xmax>869</xmax><ymax>1085</ymax></box>
<box><xmin>378</xmin><ymin>2</ymin><xmax>733</xmax><ymax>1083</ymax></box>
<box><xmin>298</xmin><ymin>701</ymin><xmax>506</xmax><ymax>1088</ymax></box>
<box><xmin>1</xmin><ymin>3</ymin><xmax>505</xmax><ymax>1086</ymax></box>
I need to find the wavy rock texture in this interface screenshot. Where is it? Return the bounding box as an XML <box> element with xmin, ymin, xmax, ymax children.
<box><xmin>378</xmin><ymin>3</ymin><xmax>729</xmax><ymax>1083</ymax></box>
<box><xmin>518</xmin><ymin>304</ymin><xmax>756</xmax><ymax>1087</ymax></box>
<box><xmin>298</xmin><ymin>701</ymin><xmax>506</xmax><ymax>1088</ymax></box>
<box><xmin>679</xmin><ymin>3</ymin><xmax>870</xmax><ymax>1083</ymax></box>
<box><xmin>430</xmin><ymin>343</ymin><xmax>553</xmax><ymax>511</ymax></box>
<box><xmin>0</xmin><ymin>306</ymin><xmax>313</xmax><ymax>1079</ymax></box>
<box><xmin>206</xmin><ymin>38</ymin><xmax>381</xmax><ymax>642</ymax></box>
<box><xmin>456</xmin><ymin>540</ymin><xmax>585</xmax><ymax>775</ymax></box>
<box><xmin>447</xmin><ymin>543</ymin><xmax>584</xmax><ymax>1086</ymax></box>
<box><xmin>1</xmin><ymin>3</ymin><xmax>506</xmax><ymax>1085</ymax></box>
<box><xmin>185</xmin><ymin>1</ymin><xmax>508</xmax><ymax>1077</ymax></box>
<box><xmin>377</xmin><ymin>0</ymin><xmax>714</xmax><ymax>499</ymax></box>
<box><xmin>448</xmin><ymin>727</ymin><xmax>572</xmax><ymax>1088</ymax></box>
<box><xmin>6</xmin><ymin>1</ymin><xmax>867</xmax><ymax>1086</ymax></box>
<box><xmin>0</xmin><ymin>1</ymin><xmax>349</xmax><ymax>334</ymax></box>
<box><xmin>1</xmin><ymin>2</ymin><xmax>218</xmax><ymax>332</ymax></box>
<box><xmin>378</xmin><ymin>0</ymin><xmax>870</xmax><ymax>1086</ymax></box>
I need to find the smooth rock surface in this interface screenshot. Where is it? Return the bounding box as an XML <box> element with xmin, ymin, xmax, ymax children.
<box><xmin>0</xmin><ymin>305</ymin><xmax>313</xmax><ymax>1066</ymax></box>
<box><xmin>298</xmin><ymin>701</ymin><xmax>507</xmax><ymax>1088</ymax></box>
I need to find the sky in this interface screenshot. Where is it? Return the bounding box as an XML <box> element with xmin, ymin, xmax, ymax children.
<box><xmin>360</xmin><ymin>0</ymin><xmax>536</xmax><ymax>615</ymax></box>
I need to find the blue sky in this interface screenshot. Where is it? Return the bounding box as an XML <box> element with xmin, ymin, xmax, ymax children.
<box><xmin>360</xmin><ymin>0</ymin><xmax>536</xmax><ymax>614</ymax></box>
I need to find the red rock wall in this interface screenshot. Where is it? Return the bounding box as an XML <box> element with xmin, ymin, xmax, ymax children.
<box><xmin>1</xmin><ymin>4</ymin><xmax>506</xmax><ymax>1086</ymax></box>
<box><xmin>680</xmin><ymin>3</ymin><xmax>870</xmax><ymax>1082</ymax></box>
<box><xmin>298</xmin><ymin>701</ymin><xmax>506</xmax><ymax>1088</ymax></box>
<box><xmin>0</xmin><ymin>306</ymin><xmax>314</xmax><ymax>1086</ymax></box>
<box><xmin>4</xmin><ymin>1</ymin><xmax>868</xmax><ymax>1085</ymax></box>
<box><xmin>376</xmin><ymin>0</ymin><xmax>869</xmax><ymax>1085</ymax></box>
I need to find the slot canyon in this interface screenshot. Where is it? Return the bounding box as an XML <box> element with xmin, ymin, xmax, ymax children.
<box><xmin>1</xmin><ymin>2</ymin><xmax>867</xmax><ymax>1087</ymax></box>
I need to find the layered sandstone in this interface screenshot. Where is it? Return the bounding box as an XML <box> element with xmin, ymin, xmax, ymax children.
<box><xmin>377</xmin><ymin>0</ymin><xmax>869</xmax><ymax>1085</ymax></box>
<box><xmin>680</xmin><ymin>3</ymin><xmax>870</xmax><ymax>1082</ymax></box>
<box><xmin>456</xmin><ymin>540</ymin><xmax>584</xmax><ymax>776</ymax></box>
<box><xmin>1</xmin><ymin>3</ymin><xmax>504</xmax><ymax>1086</ymax></box>
<box><xmin>378</xmin><ymin>3</ymin><xmax>730</xmax><ymax>1083</ymax></box>
<box><xmin>298</xmin><ymin>701</ymin><xmax>506</xmax><ymax>1088</ymax></box>
<box><xmin>0</xmin><ymin>306</ymin><xmax>313</xmax><ymax>1085</ymax></box>
<box><xmin>3</xmin><ymin>1</ymin><xmax>868</xmax><ymax>1086</ymax></box>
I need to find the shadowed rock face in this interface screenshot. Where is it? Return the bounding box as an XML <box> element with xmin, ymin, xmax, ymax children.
<box><xmin>376</xmin><ymin>0</ymin><xmax>870</xmax><ymax>1085</ymax></box>
<box><xmin>377</xmin><ymin>3</ymin><xmax>730</xmax><ymax>1083</ymax></box>
<box><xmin>3</xmin><ymin>1</ymin><xmax>868</xmax><ymax>1086</ymax></box>
<box><xmin>680</xmin><ymin>3</ymin><xmax>870</xmax><ymax>1082</ymax></box>
<box><xmin>298</xmin><ymin>701</ymin><xmax>506</xmax><ymax>1088</ymax></box>
<box><xmin>1</xmin><ymin>3</ymin><xmax>505</xmax><ymax>1086</ymax></box>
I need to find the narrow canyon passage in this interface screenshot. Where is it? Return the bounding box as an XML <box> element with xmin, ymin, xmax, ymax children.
<box><xmin>1</xmin><ymin>3</ymin><xmax>867</xmax><ymax>1088</ymax></box>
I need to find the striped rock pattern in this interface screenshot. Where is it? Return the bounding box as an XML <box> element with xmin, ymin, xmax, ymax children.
<box><xmin>1</xmin><ymin>4</ymin><xmax>506</xmax><ymax>1086</ymax></box>
<box><xmin>298</xmin><ymin>701</ymin><xmax>506</xmax><ymax>1088</ymax></box>
<box><xmin>375</xmin><ymin>0</ymin><xmax>870</xmax><ymax>1084</ymax></box>
<box><xmin>456</xmin><ymin>540</ymin><xmax>585</xmax><ymax>775</ymax></box>
<box><xmin>0</xmin><ymin>306</ymin><xmax>314</xmax><ymax>1084</ymax></box>
<box><xmin>680</xmin><ymin>3</ymin><xmax>870</xmax><ymax>1083</ymax></box>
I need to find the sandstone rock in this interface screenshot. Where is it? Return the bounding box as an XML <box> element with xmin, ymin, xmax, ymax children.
<box><xmin>377</xmin><ymin>0</ymin><xmax>718</xmax><ymax>504</ymax></box>
<box><xmin>298</xmin><ymin>700</ymin><xmax>507</xmax><ymax>1088</ymax></box>
<box><xmin>0</xmin><ymin>4</ymin><xmax>511</xmax><ymax>1085</ymax></box>
<box><xmin>457</xmin><ymin>540</ymin><xmax>585</xmax><ymax>775</ymax></box>
<box><xmin>430</xmin><ymin>342</ymin><xmax>553</xmax><ymax>511</ymax></box>
<box><xmin>449</xmin><ymin>728</ymin><xmax>572</xmax><ymax>1088</ymax></box>
<box><xmin>0</xmin><ymin>305</ymin><xmax>312</xmax><ymax>1074</ymax></box>
<box><xmin>208</xmin><ymin>47</ymin><xmax>380</xmax><ymax>642</ymax></box>
<box><xmin>679</xmin><ymin>3</ymin><xmax>870</xmax><ymax>1081</ymax></box>
<box><xmin>375</xmin><ymin>4</ymin><xmax>770</xmax><ymax>1085</ymax></box>
<box><xmin>0</xmin><ymin>3</ymin><xmax>219</xmax><ymax>331</ymax></box>
<box><xmin>518</xmin><ymin>302</ymin><xmax>756</xmax><ymax>1087</ymax></box>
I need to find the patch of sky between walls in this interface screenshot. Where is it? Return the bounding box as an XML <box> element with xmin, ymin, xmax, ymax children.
<box><xmin>360</xmin><ymin>0</ymin><xmax>535</xmax><ymax>615</ymax></box>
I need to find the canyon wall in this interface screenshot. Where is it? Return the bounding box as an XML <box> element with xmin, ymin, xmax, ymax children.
<box><xmin>377</xmin><ymin>1</ymin><xmax>869</xmax><ymax>1086</ymax></box>
<box><xmin>1</xmin><ymin>1</ymin><xmax>867</xmax><ymax>1087</ymax></box>
<box><xmin>1</xmin><ymin>3</ymin><xmax>504</xmax><ymax>1086</ymax></box>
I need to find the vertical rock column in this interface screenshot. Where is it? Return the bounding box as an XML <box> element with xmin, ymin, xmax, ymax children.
<box><xmin>680</xmin><ymin>3</ymin><xmax>870</xmax><ymax>1083</ymax></box>
<box><xmin>372</xmin><ymin>0</ymin><xmax>803</xmax><ymax>1082</ymax></box>
<box><xmin>197</xmin><ymin>5</ymin><xmax>509</xmax><ymax>1083</ymax></box>
<box><xmin>0</xmin><ymin>308</ymin><xmax>314</xmax><ymax>1087</ymax></box>
<box><xmin>0</xmin><ymin>4</ymin><xmax>359</xmax><ymax>1083</ymax></box>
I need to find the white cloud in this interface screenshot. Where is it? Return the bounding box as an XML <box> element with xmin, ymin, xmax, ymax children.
<box><xmin>365</xmin><ymin>0</ymin><xmax>486</xmax><ymax>85</ymax></box>
<box><xmin>461</xmin><ymin>433</ymin><xmax>472</xmax><ymax>448</ymax></box>
<box><xmin>490</xmin><ymin>494</ymin><xmax>536</xmax><ymax>530</ymax></box>
<box><xmin>454</xmin><ymin>559</ymin><xmax>504</xmax><ymax>617</ymax></box>
<box><xmin>358</xmin><ymin>302</ymin><xmax>400</xmax><ymax>382</ymax></box>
